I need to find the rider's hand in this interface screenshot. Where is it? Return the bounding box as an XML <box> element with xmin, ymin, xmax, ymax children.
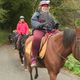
<box><xmin>38</xmin><ymin>22</ymin><xmax>47</xmax><ymax>29</ymax></box>
<box><xmin>39</xmin><ymin>25</ymin><xmax>44</xmax><ymax>29</ymax></box>
<box><xmin>54</xmin><ymin>23</ymin><xmax>59</xmax><ymax>29</ymax></box>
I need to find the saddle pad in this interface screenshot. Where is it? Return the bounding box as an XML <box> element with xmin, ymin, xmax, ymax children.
<box><xmin>25</xmin><ymin>36</ymin><xmax>48</xmax><ymax>59</ymax></box>
<box><xmin>39</xmin><ymin>39</ymin><xmax>47</xmax><ymax>59</ymax></box>
<box><xmin>25</xmin><ymin>41</ymin><xmax>32</xmax><ymax>55</ymax></box>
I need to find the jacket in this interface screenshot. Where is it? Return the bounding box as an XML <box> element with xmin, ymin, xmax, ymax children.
<box><xmin>31</xmin><ymin>11</ymin><xmax>58</xmax><ymax>31</ymax></box>
<box><xmin>16</xmin><ymin>21</ymin><xmax>29</xmax><ymax>34</ymax></box>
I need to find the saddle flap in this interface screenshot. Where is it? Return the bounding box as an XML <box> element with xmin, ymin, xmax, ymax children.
<box><xmin>25</xmin><ymin>36</ymin><xmax>47</xmax><ymax>59</ymax></box>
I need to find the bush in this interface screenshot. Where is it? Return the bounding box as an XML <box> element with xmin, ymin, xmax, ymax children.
<box><xmin>75</xmin><ymin>19</ymin><xmax>80</xmax><ymax>26</ymax></box>
<box><xmin>0</xmin><ymin>29</ymin><xmax>9</xmax><ymax>44</ymax></box>
<box><xmin>64</xmin><ymin>55</ymin><xmax>80</xmax><ymax>76</ymax></box>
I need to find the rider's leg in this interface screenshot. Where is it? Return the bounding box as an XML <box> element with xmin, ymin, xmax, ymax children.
<box><xmin>31</xmin><ymin>30</ymin><xmax>45</xmax><ymax>67</ymax></box>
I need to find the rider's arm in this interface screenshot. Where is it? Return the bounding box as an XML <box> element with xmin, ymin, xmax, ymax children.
<box><xmin>31</xmin><ymin>12</ymin><xmax>46</xmax><ymax>29</ymax></box>
<box><xmin>31</xmin><ymin>12</ymin><xmax>41</xmax><ymax>29</ymax></box>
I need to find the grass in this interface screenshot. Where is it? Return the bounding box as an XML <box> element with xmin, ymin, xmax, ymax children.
<box><xmin>0</xmin><ymin>29</ymin><xmax>9</xmax><ymax>45</ymax></box>
<box><xmin>64</xmin><ymin>55</ymin><xmax>80</xmax><ymax>76</ymax></box>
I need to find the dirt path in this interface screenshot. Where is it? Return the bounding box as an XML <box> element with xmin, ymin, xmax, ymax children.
<box><xmin>0</xmin><ymin>44</ymin><xmax>80</xmax><ymax>80</ymax></box>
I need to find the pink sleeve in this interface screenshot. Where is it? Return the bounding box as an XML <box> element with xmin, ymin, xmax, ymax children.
<box><xmin>16</xmin><ymin>23</ymin><xmax>20</xmax><ymax>34</ymax></box>
<box><xmin>25</xmin><ymin>23</ymin><xmax>29</xmax><ymax>34</ymax></box>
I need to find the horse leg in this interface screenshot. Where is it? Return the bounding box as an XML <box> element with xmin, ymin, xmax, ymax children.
<box><xmin>28</xmin><ymin>65</ymin><xmax>38</xmax><ymax>80</ymax></box>
<box><xmin>28</xmin><ymin>66</ymin><xmax>33</xmax><ymax>80</ymax></box>
<box><xmin>24</xmin><ymin>54</ymin><xmax>27</xmax><ymax>70</ymax></box>
<box><xmin>48</xmin><ymin>71</ymin><xmax>57</xmax><ymax>80</ymax></box>
<box><xmin>14</xmin><ymin>39</ymin><xmax>17</xmax><ymax>49</ymax></box>
<box><xmin>34</xmin><ymin>67</ymin><xmax>38</xmax><ymax>79</ymax></box>
<box><xmin>19</xmin><ymin>49</ymin><xmax>23</xmax><ymax>64</ymax></box>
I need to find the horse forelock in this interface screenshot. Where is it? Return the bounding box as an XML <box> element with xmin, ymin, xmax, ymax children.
<box><xmin>62</xmin><ymin>28</ymin><xmax>76</xmax><ymax>48</ymax></box>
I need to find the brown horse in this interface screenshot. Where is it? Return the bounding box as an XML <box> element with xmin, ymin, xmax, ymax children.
<box><xmin>24</xmin><ymin>28</ymin><xmax>80</xmax><ymax>80</ymax></box>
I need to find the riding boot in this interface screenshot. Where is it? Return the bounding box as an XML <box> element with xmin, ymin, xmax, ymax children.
<box><xmin>31</xmin><ymin>53</ymin><xmax>37</xmax><ymax>68</ymax></box>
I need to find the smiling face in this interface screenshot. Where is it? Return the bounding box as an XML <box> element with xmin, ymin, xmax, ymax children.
<box><xmin>41</xmin><ymin>4</ymin><xmax>50</xmax><ymax>12</ymax></box>
<box><xmin>20</xmin><ymin>18</ymin><xmax>24</xmax><ymax>22</ymax></box>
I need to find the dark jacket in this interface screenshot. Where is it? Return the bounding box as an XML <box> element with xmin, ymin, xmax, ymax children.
<box><xmin>31</xmin><ymin>11</ymin><xmax>59</xmax><ymax>31</ymax></box>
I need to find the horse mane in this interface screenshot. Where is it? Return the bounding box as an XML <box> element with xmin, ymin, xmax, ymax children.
<box><xmin>62</xmin><ymin>28</ymin><xmax>76</xmax><ymax>48</ymax></box>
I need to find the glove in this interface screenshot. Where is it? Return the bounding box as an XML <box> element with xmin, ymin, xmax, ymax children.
<box><xmin>38</xmin><ymin>22</ymin><xmax>47</xmax><ymax>29</ymax></box>
<box><xmin>54</xmin><ymin>23</ymin><xmax>59</xmax><ymax>29</ymax></box>
<box><xmin>38</xmin><ymin>24</ymin><xmax>44</xmax><ymax>29</ymax></box>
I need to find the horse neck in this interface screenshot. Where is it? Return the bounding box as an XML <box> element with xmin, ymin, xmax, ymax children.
<box><xmin>44</xmin><ymin>32</ymin><xmax>72</xmax><ymax>74</ymax></box>
<box><xmin>45</xmin><ymin>29</ymin><xmax>80</xmax><ymax>73</ymax></box>
<box><xmin>56</xmin><ymin>41</ymin><xmax>72</xmax><ymax>61</ymax></box>
<box><xmin>47</xmin><ymin>32</ymin><xmax>72</xmax><ymax>61</ymax></box>
<box><xmin>57</xmin><ymin>32</ymin><xmax>72</xmax><ymax>59</ymax></box>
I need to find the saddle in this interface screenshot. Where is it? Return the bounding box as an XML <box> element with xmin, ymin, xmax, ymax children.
<box><xmin>25</xmin><ymin>29</ymin><xmax>60</xmax><ymax>59</ymax></box>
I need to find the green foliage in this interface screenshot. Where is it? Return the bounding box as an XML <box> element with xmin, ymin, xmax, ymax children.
<box><xmin>64</xmin><ymin>55</ymin><xmax>80</xmax><ymax>76</ymax></box>
<box><xmin>0</xmin><ymin>29</ymin><xmax>9</xmax><ymax>44</ymax></box>
<box><xmin>53</xmin><ymin>8</ymin><xmax>76</xmax><ymax>27</ymax></box>
<box><xmin>50</xmin><ymin>0</ymin><xmax>80</xmax><ymax>28</ymax></box>
<box><xmin>0</xmin><ymin>0</ymin><xmax>8</xmax><ymax>24</ymax></box>
<box><xmin>0</xmin><ymin>9</ymin><xmax>7</xmax><ymax>23</ymax></box>
<box><xmin>3</xmin><ymin>0</ymin><xmax>33</xmax><ymax>28</ymax></box>
<box><xmin>50</xmin><ymin>0</ymin><xmax>63</xmax><ymax>7</ymax></box>
<box><xmin>75</xmin><ymin>19</ymin><xmax>80</xmax><ymax>26</ymax></box>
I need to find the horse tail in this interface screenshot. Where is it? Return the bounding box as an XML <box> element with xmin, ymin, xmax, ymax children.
<box><xmin>62</xmin><ymin>28</ymin><xmax>76</xmax><ymax>48</ymax></box>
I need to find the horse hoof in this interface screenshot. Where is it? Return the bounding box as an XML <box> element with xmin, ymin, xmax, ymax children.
<box><xmin>34</xmin><ymin>74</ymin><xmax>38</xmax><ymax>79</ymax></box>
